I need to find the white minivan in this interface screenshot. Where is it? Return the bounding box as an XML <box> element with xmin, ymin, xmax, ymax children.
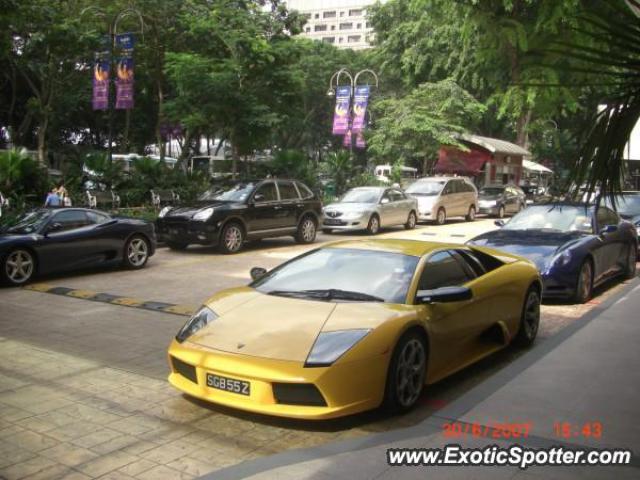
<box><xmin>405</xmin><ymin>176</ymin><xmax>478</xmax><ymax>225</ymax></box>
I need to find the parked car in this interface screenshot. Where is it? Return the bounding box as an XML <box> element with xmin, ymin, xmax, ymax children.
<box><xmin>156</xmin><ymin>179</ymin><xmax>322</xmax><ymax>254</ymax></box>
<box><xmin>405</xmin><ymin>177</ymin><xmax>478</xmax><ymax>225</ymax></box>
<box><xmin>477</xmin><ymin>184</ymin><xmax>526</xmax><ymax>218</ymax></box>
<box><xmin>0</xmin><ymin>208</ymin><xmax>156</xmax><ymax>286</ymax></box>
<box><xmin>167</xmin><ymin>239</ymin><xmax>541</xmax><ymax>419</ymax></box>
<box><xmin>520</xmin><ymin>185</ymin><xmax>552</xmax><ymax>205</ymax></box>
<box><xmin>321</xmin><ymin>187</ymin><xmax>418</xmax><ymax>234</ymax></box>
<box><xmin>467</xmin><ymin>203</ymin><xmax>637</xmax><ymax>303</ymax></box>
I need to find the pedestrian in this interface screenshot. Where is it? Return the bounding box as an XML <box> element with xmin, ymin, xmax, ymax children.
<box><xmin>56</xmin><ymin>183</ymin><xmax>71</xmax><ymax>206</ymax></box>
<box><xmin>44</xmin><ymin>186</ymin><xmax>61</xmax><ymax>208</ymax></box>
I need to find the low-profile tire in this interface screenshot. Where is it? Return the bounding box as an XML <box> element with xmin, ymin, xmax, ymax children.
<box><xmin>366</xmin><ymin>214</ymin><xmax>380</xmax><ymax>235</ymax></box>
<box><xmin>496</xmin><ymin>205</ymin><xmax>506</xmax><ymax>219</ymax></box>
<box><xmin>513</xmin><ymin>287</ymin><xmax>541</xmax><ymax>348</ymax></box>
<box><xmin>321</xmin><ymin>228</ymin><xmax>333</xmax><ymax>234</ymax></box>
<box><xmin>166</xmin><ymin>241</ymin><xmax>188</xmax><ymax>251</ymax></box>
<box><xmin>465</xmin><ymin>206</ymin><xmax>476</xmax><ymax>222</ymax></box>
<box><xmin>624</xmin><ymin>242</ymin><xmax>637</xmax><ymax>279</ymax></box>
<box><xmin>404</xmin><ymin>211</ymin><xmax>417</xmax><ymax>230</ymax></box>
<box><xmin>295</xmin><ymin>216</ymin><xmax>317</xmax><ymax>244</ymax></box>
<box><xmin>123</xmin><ymin>235</ymin><xmax>150</xmax><ymax>269</ymax></box>
<box><xmin>2</xmin><ymin>248</ymin><xmax>36</xmax><ymax>286</ymax></box>
<box><xmin>382</xmin><ymin>330</ymin><xmax>427</xmax><ymax>414</ymax></box>
<box><xmin>435</xmin><ymin>208</ymin><xmax>446</xmax><ymax>226</ymax></box>
<box><xmin>574</xmin><ymin>259</ymin><xmax>593</xmax><ymax>304</ymax></box>
<box><xmin>219</xmin><ymin>222</ymin><xmax>245</xmax><ymax>254</ymax></box>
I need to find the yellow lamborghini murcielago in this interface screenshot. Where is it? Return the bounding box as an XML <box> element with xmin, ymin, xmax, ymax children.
<box><xmin>168</xmin><ymin>239</ymin><xmax>541</xmax><ymax>419</ymax></box>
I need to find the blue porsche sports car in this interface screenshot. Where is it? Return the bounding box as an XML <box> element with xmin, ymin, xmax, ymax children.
<box><xmin>468</xmin><ymin>203</ymin><xmax>638</xmax><ymax>303</ymax></box>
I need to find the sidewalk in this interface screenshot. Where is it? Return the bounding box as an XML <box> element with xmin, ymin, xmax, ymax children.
<box><xmin>203</xmin><ymin>277</ymin><xmax>640</xmax><ymax>480</ymax></box>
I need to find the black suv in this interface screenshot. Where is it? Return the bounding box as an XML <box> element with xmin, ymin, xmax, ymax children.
<box><xmin>156</xmin><ymin>179</ymin><xmax>322</xmax><ymax>253</ymax></box>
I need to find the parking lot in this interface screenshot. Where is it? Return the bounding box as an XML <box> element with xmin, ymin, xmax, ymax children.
<box><xmin>0</xmin><ymin>218</ymin><xmax>635</xmax><ymax>480</ymax></box>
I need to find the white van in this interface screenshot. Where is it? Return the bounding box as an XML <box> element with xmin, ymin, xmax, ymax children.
<box><xmin>374</xmin><ymin>164</ymin><xmax>418</xmax><ymax>184</ymax></box>
<box><xmin>405</xmin><ymin>176</ymin><xmax>478</xmax><ymax>225</ymax></box>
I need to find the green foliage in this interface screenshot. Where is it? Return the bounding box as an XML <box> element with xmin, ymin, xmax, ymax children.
<box><xmin>348</xmin><ymin>171</ymin><xmax>385</xmax><ymax>188</ymax></box>
<box><xmin>368</xmin><ymin>79</ymin><xmax>486</xmax><ymax>171</ymax></box>
<box><xmin>269</xmin><ymin>150</ymin><xmax>318</xmax><ymax>188</ymax></box>
<box><xmin>321</xmin><ymin>151</ymin><xmax>352</xmax><ymax>196</ymax></box>
<box><xmin>390</xmin><ymin>159</ymin><xmax>405</xmax><ymax>185</ymax></box>
<box><xmin>0</xmin><ymin>148</ymin><xmax>48</xmax><ymax>198</ymax></box>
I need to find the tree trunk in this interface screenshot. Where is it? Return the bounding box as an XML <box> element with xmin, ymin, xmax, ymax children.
<box><xmin>230</xmin><ymin>132</ymin><xmax>239</xmax><ymax>179</ymax></box>
<box><xmin>516</xmin><ymin>109</ymin><xmax>532</xmax><ymax>148</ymax></box>
<box><xmin>37</xmin><ymin>114</ymin><xmax>48</xmax><ymax>165</ymax></box>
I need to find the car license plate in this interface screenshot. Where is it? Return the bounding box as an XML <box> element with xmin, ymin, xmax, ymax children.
<box><xmin>324</xmin><ymin>219</ymin><xmax>342</xmax><ymax>225</ymax></box>
<box><xmin>206</xmin><ymin>373</ymin><xmax>250</xmax><ymax>396</ymax></box>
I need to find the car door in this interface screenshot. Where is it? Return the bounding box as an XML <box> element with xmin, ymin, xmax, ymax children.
<box><xmin>439</xmin><ymin>181</ymin><xmax>455</xmax><ymax>216</ymax></box>
<box><xmin>245</xmin><ymin>181</ymin><xmax>280</xmax><ymax>233</ymax></box>
<box><xmin>595</xmin><ymin>206</ymin><xmax>626</xmax><ymax>279</ymax></box>
<box><xmin>391</xmin><ymin>189</ymin><xmax>412</xmax><ymax>224</ymax></box>
<box><xmin>415</xmin><ymin>250</ymin><xmax>488</xmax><ymax>379</ymax></box>
<box><xmin>38</xmin><ymin>209</ymin><xmax>99</xmax><ymax>273</ymax></box>
<box><xmin>275</xmin><ymin>180</ymin><xmax>302</xmax><ymax>230</ymax></box>
<box><xmin>378</xmin><ymin>189</ymin><xmax>395</xmax><ymax>226</ymax></box>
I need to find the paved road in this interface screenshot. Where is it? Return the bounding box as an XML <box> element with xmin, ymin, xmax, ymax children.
<box><xmin>0</xmin><ymin>218</ymin><xmax>635</xmax><ymax>479</ymax></box>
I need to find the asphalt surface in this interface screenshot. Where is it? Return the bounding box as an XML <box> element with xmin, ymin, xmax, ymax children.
<box><xmin>0</xmin><ymin>217</ymin><xmax>636</xmax><ymax>479</ymax></box>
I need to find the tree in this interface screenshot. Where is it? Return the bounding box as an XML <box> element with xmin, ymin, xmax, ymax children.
<box><xmin>368</xmin><ymin>79</ymin><xmax>486</xmax><ymax>172</ymax></box>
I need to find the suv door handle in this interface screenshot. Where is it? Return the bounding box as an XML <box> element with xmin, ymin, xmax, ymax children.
<box><xmin>273</xmin><ymin>206</ymin><xmax>282</xmax><ymax>210</ymax></box>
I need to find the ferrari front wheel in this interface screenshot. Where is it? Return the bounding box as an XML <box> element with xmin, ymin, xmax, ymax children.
<box><xmin>123</xmin><ymin>235</ymin><xmax>150</xmax><ymax>269</ymax></box>
<box><xmin>2</xmin><ymin>248</ymin><xmax>35</xmax><ymax>286</ymax></box>
<box><xmin>383</xmin><ymin>330</ymin><xmax>427</xmax><ymax>414</ymax></box>
<box><xmin>514</xmin><ymin>287</ymin><xmax>540</xmax><ymax>348</ymax></box>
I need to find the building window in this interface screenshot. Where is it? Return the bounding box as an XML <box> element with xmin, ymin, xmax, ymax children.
<box><xmin>302</xmin><ymin>13</ymin><xmax>311</xmax><ymax>19</ymax></box>
<box><xmin>340</xmin><ymin>11</ymin><xmax>345</xmax><ymax>17</ymax></box>
<box><xmin>348</xmin><ymin>35</ymin><xmax>361</xmax><ymax>43</ymax></box>
<box><xmin>322</xmin><ymin>37</ymin><xmax>335</xmax><ymax>44</ymax></box>
<box><xmin>365</xmin><ymin>22</ymin><xmax>370</xmax><ymax>28</ymax></box>
<box><xmin>314</xmin><ymin>13</ymin><xmax>319</xmax><ymax>19</ymax></box>
<box><xmin>305</xmin><ymin>27</ymin><xmax>310</xmax><ymax>33</ymax></box>
<box><xmin>357</xmin><ymin>23</ymin><xmax>361</xmax><ymax>29</ymax></box>
<box><xmin>338</xmin><ymin>37</ymin><xmax>343</xmax><ymax>43</ymax></box>
<box><xmin>349</xmin><ymin>9</ymin><xmax>363</xmax><ymax>16</ymax></box>
<box><xmin>339</xmin><ymin>23</ymin><xmax>353</xmax><ymax>30</ymax></box>
<box><xmin>323</xmin><ymin>11</ymin><xmax>336</xmax><ymax>18</ymax></box>
<box><xmin>331</xmin><ymin>25</ymin><xmax>335</xmax><ymax>30</ymax></box>
<box><xmin>314</xmin><ymin>24</ymin><xmax>327</xmax><ymax>32</ymax></box>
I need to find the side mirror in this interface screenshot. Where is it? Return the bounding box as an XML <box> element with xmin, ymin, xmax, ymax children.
<box><xmin>599</xmin><ymin>224</ymin><xmax>618</xmax><ymax>235</ymax></box>
<box><xmin>494</xmin><ymin>220</ymin><xmax>505</xmax><ymax>227</ymax></box>
<box><xmin>380</xmin><ymin>198</ymin><xmax>390</xmax><ymax>204</ymax></box>
<box><xmin>253</xmin><ymin>193</ymin><xmax>265</xmax><ymax>203</ymax></box>
<box><xmin>417</xmin><ymin>286</ymin><xmax>473</xmax><ymax>304</ymax></box>
<box><xmin>250</xmin><ymin>267</ymin><xmax>267</xmax><ymax>281</ymax></box>
<box><xmin>46</xmin><ymin>222</ymin><xmax>63</xmax><ymax>234</ymax></box>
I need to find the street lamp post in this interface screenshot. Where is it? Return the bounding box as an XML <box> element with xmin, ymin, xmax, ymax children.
<box><xmin>81</xmin><ymin>7</ymin><xmax>144</xmax><ymax>163</ymax></box>
<box><xmin>327</xmin><ymin>68</ymin><xmax>379</xmax><ymax>160</ymax></box>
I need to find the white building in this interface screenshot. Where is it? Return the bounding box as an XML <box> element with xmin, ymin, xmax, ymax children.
<box><xmin>287</xmin><ymin>0</ymin><xmax>377</xmax><ymax>50</ymax></box>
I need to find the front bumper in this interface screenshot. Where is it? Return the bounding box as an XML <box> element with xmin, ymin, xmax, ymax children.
<box><xmin>168</xmin><ymin>339</ymin><xmax>389</xmax><ymax>420</ymax></box>
<box><xmin>156</xmin><ymin>218</ymin><xmax>220</xmax><ymax>245</ymax></box>
<box><xmin>322</xmin><ymin>214</ymin><xmax>368</xmax><ymax>231</ymax></box>
<box><xmin>540</xmin><ymin>272</ymin><xmax>575</xmax><ymax>299</ymax></box>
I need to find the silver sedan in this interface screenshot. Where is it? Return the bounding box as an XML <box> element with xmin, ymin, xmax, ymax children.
<box><xmin>322</xmin><ymin>187</ymin><xmax>418</xmax><ymax>234</ymax></box>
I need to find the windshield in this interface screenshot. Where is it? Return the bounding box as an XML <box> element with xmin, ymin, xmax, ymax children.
<box><xmin>406</xmin><ymin>181</ymin><xmax>445</xmax><ymax>196</ymax></box>
<box><xmin>199</xmin><ymin>182</ymin><xmax>257</xmax><ymax>202</ymax></box>
<box><xmin>252</xmin><ymin>248</ymin><xmax>419</xmax><ymax>304</ymax></box>
<box><xmin>480</xmin><ymin>187</ymin><xmax>504</xmax><ymax>196</ymax></box>
<box><xmin>3</xmin><ymin>210</ymin><xmax>53</xmax><ymax>234</ymax></box>
<box><xmin>602</xmin><ymin>194</ymin><xmax>640</xmax><ymax>216</ymax></box>
<box><xmin>339</xmin><ymin>189</ymin><xmax>381</xmax><ymax>204</ymax></box>
<box><xmin>504</xmin><ymin>205</ymin><xmax>593</xmax><ymax>233</ymax></box>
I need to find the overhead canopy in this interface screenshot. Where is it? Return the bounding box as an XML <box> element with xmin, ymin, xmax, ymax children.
<box><xmin>523</xmin><ymin>159</ymin><xmax>553</xmax><ymax>173</ymax></box>
<box><xmin>455</xmin><ymin>133</ymin><xmax>531</xmax><ymax>157</ymax></box>
<box><xmin>435</xmin><ymin>148</ymin><xmax>489</xmax><ymax>176</ymax></box>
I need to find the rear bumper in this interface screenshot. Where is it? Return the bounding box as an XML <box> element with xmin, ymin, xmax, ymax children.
<box><xmin>167</xmin><ymin>339</ymin><xmax>389</xmax><ymax>420</ymax></box>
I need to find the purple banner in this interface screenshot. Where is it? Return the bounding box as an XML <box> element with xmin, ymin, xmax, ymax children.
<box><xmin>332</xmin><ymin>86</ymin><xmax>351</xmax><ymax>135</ymax></box>
<box><xmin>355</xmin><ymin>131</ymin><xmax>366</xmax><ymax>149</ymax></box>
<box><xmin>115</xmin><ymin>57</ymin><xmax>134</xmax><ymax>109</ymax></box>
<box><xmin>92</xmin><ymin>60</ymin><xmax>110</xmax><ymax>110</ymax></box>
<box><xmin>351</xmin><ymin>85</ymin><xmax>370</xmax><ymax>133</ymax></box>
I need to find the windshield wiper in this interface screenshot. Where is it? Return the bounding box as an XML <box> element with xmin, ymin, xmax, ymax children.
<box><xmin>267</xmin><ymin>289</ymin><xmax>384</xmax><ymax>302</ymax></box>
<box><xmin>302</xmin><ymin>289</ymin><xmax>384</xmax><ymax>302</ymax></box>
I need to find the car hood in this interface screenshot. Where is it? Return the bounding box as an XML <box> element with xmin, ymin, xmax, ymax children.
<box><xmin>469</xmin><ymin>229</ymin><xmax>587</xmax><ymax>271</ymax></box>
<box><xmin>324</xmin><ymin>202</ymin><xmax>374</xmax><ymax>213</ymax></box>
<box><xmin>187</xmin><ymin>287</ymin><xmax>410</xmax><ymax>362</ymax></box>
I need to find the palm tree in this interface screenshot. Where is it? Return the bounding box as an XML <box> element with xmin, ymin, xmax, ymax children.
<box><xmin>0</xmin><ymin>148</ymin><xmax>39</xmax><ymax>193</ymax></box>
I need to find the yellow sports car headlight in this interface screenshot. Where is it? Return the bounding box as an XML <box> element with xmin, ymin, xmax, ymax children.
<box><xmin>305</xmin><ymin>329</ymin><xmax>371</xmax><ymax>367</ymax></box>
<box><xmin>175</xmin><ymin>306</ymin><xmax>218</xmax><ymax>343</ymax></box>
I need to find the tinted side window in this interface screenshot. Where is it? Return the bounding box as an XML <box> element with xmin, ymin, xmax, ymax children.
<box><xmin>296</xmin><ymin>182</ymin><xmax>314</xmax><ymax>199</ymax></box>
<box><xmin>277</xmin><ymin>181</ymin><xmax>300</xmax><ymax>200</ymax></box>
<box><xmin>52</xmin><ymin>210</ymin><xmax>89</xmax><ymax>231</ymax></box>
<box><xmin>597</xmin><ymin>207</ymin><xmax>619</xmax><ymax>227</ymax></box>
<box><xmin>419</xmin><ymin>251</ymin><xmax>471</xmax><ymax>290</ymax></box>
<box><xmin>253</xmin><ymin>183</ymin><xmax>278</xmax><ymax>202</ymax></box>
<box><xmin>442</xmin><ymin>182</ymin><xmax>453</xmax><ymax>195</ymax></box>
<box><xmin>381</xmin><ymin>190</ymin><xmax>392</xmax><ymax>202</ymax></box>
<box><xmin>86</xmin><ymin>211</ymin><xmax>111</xmax><ymax>224</ymax></box>
<box><xmin>390</xmin><ymin>189</ymin><xmax>405</xmax><ymax>201</ymax></box>
<box><xmin>456</xmin><ymin>249</ymin><xmax>486</xmax><ymax>277</ymax></box>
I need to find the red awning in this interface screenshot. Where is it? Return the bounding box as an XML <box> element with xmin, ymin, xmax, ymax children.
<box><xmin>434</xmin><ymin>147</ymin><xmax>490</xmax><ymax>176</ymax></box>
